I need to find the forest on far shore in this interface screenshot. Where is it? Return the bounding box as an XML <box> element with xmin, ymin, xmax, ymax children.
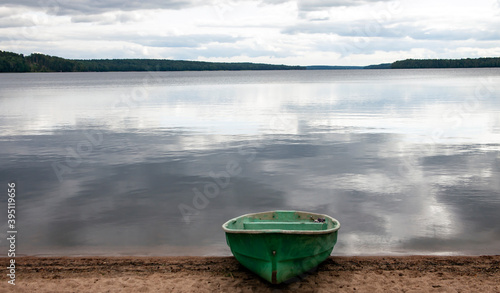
<box><xmin>391</xmin><ymin>57</ymin><xmax>500</xmax><ymax>69</ymax></box>
<box><xmin>1</xmin><ymin>50</ymin><xmax>500</xmax><ymax>72</ymax></box>
<box><xmin>0</xmin><ymin>50</ymin><xmax>305</xmax><ymax>72</ymax></box>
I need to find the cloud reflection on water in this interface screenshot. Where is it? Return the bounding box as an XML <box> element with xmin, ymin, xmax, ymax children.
<box><xmin>0</xmin><ymin>69</ymin><xmax>499</xmax><ymax>256</ymax></box>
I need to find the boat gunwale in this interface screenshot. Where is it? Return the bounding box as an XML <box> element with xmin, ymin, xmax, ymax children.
<box><xmin>222</xmin><ymin>210</ymin><xmax>340</xmax><ymax>235</ymax></box>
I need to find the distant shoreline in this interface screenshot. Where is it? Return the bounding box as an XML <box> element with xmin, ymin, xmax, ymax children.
<box><xmin>1</xmin><ymin>50</ymin><xmax>500</xmax><ymax>72</ymax></box>
<box><xmin>0</xmin><ymin>50</ymin><xmax>304</xmax><ymax>73</ymax></box>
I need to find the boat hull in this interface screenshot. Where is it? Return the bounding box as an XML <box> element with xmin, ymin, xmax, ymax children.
<box><xmin>226</xmin><ymin>232</ymin><xmax>337</xmax><ymax>284</ymax></box>
<box><xmin>223</xmin><ymin>211</ymin><xmax>340</xmax><ymax>284</ymax></box>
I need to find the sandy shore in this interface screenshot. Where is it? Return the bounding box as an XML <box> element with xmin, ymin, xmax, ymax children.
<box><xmin>1</xmin><ymin>255</ymin><xmax>499</xmax><ymax>292</ymax></box>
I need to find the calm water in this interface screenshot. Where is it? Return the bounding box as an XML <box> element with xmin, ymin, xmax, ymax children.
<box><xmin>1</xmin><ymin>69</ymin><xmax>499</xmax><ymax>256</ymax></box>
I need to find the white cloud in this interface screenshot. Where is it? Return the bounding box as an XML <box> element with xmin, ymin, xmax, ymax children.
<box><xmin>0</xmin><ymin>0</ymin><xmax>499</xmax><ymax>65</ymax></box>
<box><xmin>297</xmin><ymin>0</ymin><xmax>391</xmax><ymax>11</ymax></box>
<box><xmin>2</xmin><ymin>0</ymin><xmax>202</xmax><ymax>15</ymax></box>
<box><xmin>70</xmin><ymin>11</ymin><xmax>145</xmax><ymax>24</ymax></box>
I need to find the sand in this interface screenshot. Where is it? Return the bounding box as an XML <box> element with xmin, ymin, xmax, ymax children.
<box><xmin>1</xmin><ymin>255</ymin><xmax>499</xmax><ymax>292</ymax></box>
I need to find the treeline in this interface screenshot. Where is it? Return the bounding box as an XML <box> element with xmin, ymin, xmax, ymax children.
<box><xmin>364</xmin><ymin>63</ymin><xmax>391</xmax><ymax>69</ymax></box>
<box><xmin>0</xmin><ymin>51</ymin><xmax>31</xmax><ymax>72</ymax></box>
<box><xmin>0</xmin><ymin>50</ymin><xmax>304</xmax><ymax>72</ymax></box>
<box><xmin>306</xmin><ymin>65</ymin><xmax>364</xmax><ymax>70</ymax></box>
<box><xmin>77</xmin><ymin>59</ymin><xmax>304</xmax><ymax>71</ymax></box>
<box><xmin>3</xmin><ymin>50</ymin><xmax>500</xmax><ymax>72</ymax></box>
<box><xmin>391</xmin><ymin>57</ymin><xmax>500</xmax><ymax>69</ymax></box>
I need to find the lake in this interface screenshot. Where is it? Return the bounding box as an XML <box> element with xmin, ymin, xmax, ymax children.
<box><xmin>0</xmin><ymin>69</ymin><xmax>499</xmax><ymax>256</ymax></box>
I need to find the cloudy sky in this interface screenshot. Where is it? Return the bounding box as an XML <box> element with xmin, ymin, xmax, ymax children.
<box><xmin>1</xmin><ymin>0</ymin><xmax>500</xmax><ymax>65</ymax></box>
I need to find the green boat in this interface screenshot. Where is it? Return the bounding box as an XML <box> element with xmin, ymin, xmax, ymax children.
<box><xmin>222</xmin><ymin>210</ymin><xmax>340</xmax><ymax>284</ymax></box>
